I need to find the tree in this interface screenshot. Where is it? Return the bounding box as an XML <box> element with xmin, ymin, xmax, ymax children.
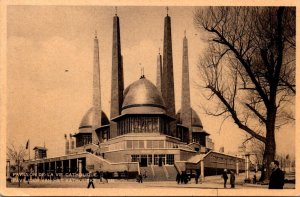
<box><xmin>7</xmin><ymin>143</ymin><xmax>28</xmax><ymax>187</ymax></box>
<box><xmin>194</xmin><ymin>7</ymin><xmax>295</xmax><ymax>181</ymax></box>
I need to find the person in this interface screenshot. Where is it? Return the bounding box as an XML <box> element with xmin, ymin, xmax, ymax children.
<box><xmin>87</xmin><ymin>173</ymin><xmax>95</xmax><ymax>189</ymax></box>
<box><xmin>222</xmin><ymin>169</ymin><xmax>228</xmax><ymax>188</ymax></box>
<box><xmin>139</xmin><ymin>173</ymin><xmax>143</xmax><ymax>183</ymax></box>
<box><xmin>195</xmin><ymin>173</ymin><xmax>199</xmax><ymax>184</ymax></box>
<box><xmin>269</xmin><ymin>160</ymin><xmax>285</xmax><ymax>189</ymax></box>
<box><xmin>176</xmin><ymin>172</ymin><xmax>181</xmax><ymax>184</ymax></box>
<box><xmin>253</xmin><ymin>174</ymin><xmax>257</xmax><ymax>184</ymax></box>
<box><xmin>229</xmin><ymin>170</ymin><xmax>235</xmax><ymax>188</ymax></box>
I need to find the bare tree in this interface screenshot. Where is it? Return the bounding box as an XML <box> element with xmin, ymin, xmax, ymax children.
<box><xmin>7</xmin><ymin>143</ymin><xmax>28</xmax><ymax>187</ymax></box>
<box><xmin>194</xmin><ymin>7</ymin><xmax>295</xmax><ymax>181</ymax></box>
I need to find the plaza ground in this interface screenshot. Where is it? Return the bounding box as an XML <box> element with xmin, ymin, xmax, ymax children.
<box><xmin>6</xmin><ymin>172</ymin><xmax>295</xmax><ymax>189</ymax></box>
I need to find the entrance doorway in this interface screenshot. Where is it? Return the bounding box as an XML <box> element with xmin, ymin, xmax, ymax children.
<box><xmin>140</xmin><ymin>157</ymin><xmax>148</xmax><ymax>167</ymax></box>
<box><xmin>158</xmin><ymin>158</ymin><xmax>163</xmax><ymax>166</ymax></box>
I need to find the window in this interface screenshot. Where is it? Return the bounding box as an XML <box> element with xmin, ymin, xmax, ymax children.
<box><xmin>152</xmin><ymin>141</ymin><xmax>159</xmax><ymax>148</ymax></box>
<box><xmin>154</xmin><ymin>154</ymin><xmax>158</xmax><ymax>165</ymax></box>
<box><xmin>139</xmin><ymin>140</ymin><xmax>144</xmax><ymax>149</ymax></box>
<box><xmin>158</xmin><ymin>141</ymin><xmax>164</xmax><ymax>148</ymax></box>
<box><xmin>148</xmin><ymin>155</ymin><xmax>152</xmax><ymax>165</ymax></box>
<box><xmin>133</xmin><ymin>141</ymin><xmax>139</xmax><ymax>149</ymax></box>
<box><xmin>131</xmin><ymin>155</ymin><xmax>140</xmax><ymax>162</ymax></box>
<box><xmin>166</xmin><ymin>154</ymin><xmax>174</xmax><ymax>165</ymax></box>
<box><xmin>146</xmin><ymin>141</ymin><xmax>152</xmax><ymax>148</ymax></box>
<box><xmin>127</xmin><ymin>140</ymin><xmax>132</xmax><ymax>149</ymax></box>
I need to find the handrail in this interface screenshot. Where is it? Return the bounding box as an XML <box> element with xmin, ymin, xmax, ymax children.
<box><xmin>162</xmin><ymin>164</ymin><xmax>169</xmax><ymax>178</ymax></box>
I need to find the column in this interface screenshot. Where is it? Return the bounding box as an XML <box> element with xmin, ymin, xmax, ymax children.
<box><xmin>245</xmin><ymin>154</ymin><xmax>249</xmax><ymax>180</ymax></box>
<box><xmin>68</xmin><ymin>160</ymin><xmax>71</xmax><ymax>173</ymax></box>
<box><xmin>6</xmin><ymin>160</ymin><xmax>10</xmax><ymax>178</ymax></box>
<box><xmin>61</xmin><ymin>160</ymin><xmax>64</xmax><ymax>174</ymax></box>
<box><xmin>236</xmin><ymin>160</ymin><xmax>239</xmax><ymax>175</ymax></box>
<box><xmin>200</xmin><ymin>160</ymin><xmax>205</xmax><ymax>181</ymax></box>
<box><xmin>78</xmin><ymin>160</ymin><xmax>82</xmax><ymax>177</ymax></box>
<box><xmin>54</xmin><ymin>161</ymin><xmax>57</xmax><ymax>173</ymax></box>
<box><xmin>43</xmin><ymin>163</ymin><xmax>45</xmax><ymax>173</ymax></box>
<box><xmin>35</xmin><ymin>164</ymin><xmax>38</xmax><ymax>177</ymax></box>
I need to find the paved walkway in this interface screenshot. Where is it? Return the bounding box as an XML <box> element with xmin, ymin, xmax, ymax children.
<box><xmin>6</xmin><ymin>172</ymin><xmax>295</xmax><ymax>189</ymax></box>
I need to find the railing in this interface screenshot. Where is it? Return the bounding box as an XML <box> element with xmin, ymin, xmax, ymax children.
<box><xmin>162</xmin><ymin>164</ymin><xmax>169</xmax><ymax>179</ymax></box>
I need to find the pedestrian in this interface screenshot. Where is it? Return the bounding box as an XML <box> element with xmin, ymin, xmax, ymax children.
<box><xmin>139</xmin><ymin>173</ymin><xmax>143</xmax><ymax>183</ymax></box>
<box><xmin>268</xmin><ymin>160</ymin><xmax>285</xmax><ymax>189</ymax></box>
<box><xmin>87</xmin><ymin>172</ymin><xmax>95</xmax><ymax>189</ymax></box>
<box><xmin>176</xmin><ymin>172</ymin><xmax>181</xmax><ymax>184</ymax></box>
<box><xmin>195</xmin><ymin>173</ymin><xmax>199</xmax><ymax>184</ymax></box>
<box><xmin>222</xmin><ymin>169</ymin><xmax>228</xmax><ymax>188</ymax></box>
<box><xmin>230</xmin><ymin>170</ymin><xmax>235</xmax><ymax>188</ymax></box>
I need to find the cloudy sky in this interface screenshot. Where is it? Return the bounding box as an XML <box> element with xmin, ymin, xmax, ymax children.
<box><xmin>6</xmin><ymin>6</ymin><xmax>295</xmax><ymax>158</ymax></box>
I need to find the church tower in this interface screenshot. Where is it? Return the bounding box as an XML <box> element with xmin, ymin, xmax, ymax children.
<box><xmin>181</xmin><ymin>32</ymin><xmax>192</xmax><ymax>143</ymax></box>
<box><xmin>92</xmin><ymin>32</ymin><xmax>102</xmax><ymax>144</ymax></box>
<box><xmin>156</xmin><ymin>49</ymin><xmax>162</xmax><ymax>93</ymax></box>
<box><xmin>110</xmin><ymin>10</ymin><xmax>124</xmax><ymax>139</ymax></box>
<box><xmin>161</xmin><ymin>8</ymin><xmax>176</xmax><ymax>136</ymax></box>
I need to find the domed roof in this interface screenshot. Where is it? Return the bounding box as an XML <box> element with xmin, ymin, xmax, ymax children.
<box><xmin>79</xmin><ymin>107</ymin><xmax>109</xmax><ymax>130</ymax></box>
<box><xmin>176</xmin><ymin>108</ymin><xmax>203</xmax><ymax>128</ymax></box>
<box><xmin>121</xmin><ymin>76</ymin><xmax>166</xmax><ymax>115</ymax></box>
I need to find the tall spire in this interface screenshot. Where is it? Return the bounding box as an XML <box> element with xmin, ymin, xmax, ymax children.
<box><xmin>181</xmin><ymin>32</ymin><xmax>192</xmax><ymax>143</ymax></box>
<box><xmin>110</xmin><ymin>11</ymin><xmax>124</xmax><ymax>139</ymax></box>
<box><xmin>92</xmin><ymin>32</ymin><xmax>102</xmax><ymax>144</ymax></box>
<box><xmin>156</xmin><ymin>48</ymin><xmax>162</xmax><ymax>92</ymax></box>
<box><xmin>161</xmin><ymin>8</ymin><xmax>176</xmax><ymax>136</ymax></box>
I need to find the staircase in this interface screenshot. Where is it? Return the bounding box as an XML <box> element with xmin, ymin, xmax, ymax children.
<box><xmin>152</xmin><ymin>166</ymin><xmax>168</xmax><ymax>181</ymax></box>
<box><xmin>140</xmin><ymin>166</ymin><xmax>154</xmax><ymax>181</ymax></box>
<box><xmin>164</xmin><ymin>165</ymin><xmax>178</xmax><ymax>181</ymax></box>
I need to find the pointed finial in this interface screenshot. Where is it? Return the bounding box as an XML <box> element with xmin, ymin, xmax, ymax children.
<box><xmin>166</xmin><ymin>6</ymin><xmax>169</xmax><ymax>16</ymax></box>
<box><xmin>184</xmin><ymin>30</ymin><xmax>186</xmax><ymax>37</ymax></box>
<box><xmin>95</xmin><ymin>30</ymin><xmax>97</xmax><ymax>38</ymax></box>
<box><xmin>115</xmin><ymin>6</ymin><xmax>118</xmax><ymax>16</ymax></box>
<box><xmin>159</xmin><ymin>48</ymin><xmax>160</xmax><ymax>54</ymax></box>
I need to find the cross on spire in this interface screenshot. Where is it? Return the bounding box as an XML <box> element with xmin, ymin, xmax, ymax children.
<box><xmin>139</xmin><ymin>63</ymin><xmax>145</xmax><ymax>78</ymax></box>
<box><xmin>95</xmin><ymin>30</ymin><xmax>97</xmax><ymax>38</ymax></box>
<box><xmin>115</xmin><ymin>6</ymin><xmax>118</xmax><ymax>16</ymax></box>
<box><xmin>159</xmin><ymin>47</ymin><xmax>160</xmax><ymax>54</ymax></box>
<box><xmin>166</xmin><ymin>6</ymin><xmax>169</xmax><ymax>16</ymax></box>
<box><xmin>184</xmin><ymin>30</ymin><xmax>186</xmax><ymax>37</ymax></box>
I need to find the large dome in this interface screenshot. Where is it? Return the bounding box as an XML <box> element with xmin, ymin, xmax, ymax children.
<box><xmin>79</xmin><ymin>107</ymin><xmax>109</xmax><ymax>130</ymax></box>
<box><xmin>121</xmin><ymin>76</ymin><xmax>166</xmax><ymax>115</ymax></box>
<box><xmin>176</xmin><ymin>108</ymin><xmax>203</xmax><ymax>129</ymax></box>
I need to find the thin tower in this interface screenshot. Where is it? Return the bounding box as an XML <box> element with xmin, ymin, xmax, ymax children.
<box><xmin>110</xmin><ymin>9</ymin><xmax>124</xmax><ymax>138</ymax></box>
<box><xmin>181</xmin><ymin>31</ymin><xmax>192</xmax><ymax>143</ymax></box>
<box><xmin>92</xmin><ymin>32</ymin><xmax>102</xmax><ymax>144</ymax></box>
<box><xmin>162</xmin><ymin>7</ymin><xmax>176</xmax><ymax>136</ymax></box>
<box><xmin>156</xmin><ymin>48</ymin><xmax>162</xmax><ymax>93</ymax></box>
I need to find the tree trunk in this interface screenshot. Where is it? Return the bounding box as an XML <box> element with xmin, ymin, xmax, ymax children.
<box><xmin>260</xmin><ymin>107</ymin><xmax>276</xmax><ymax>182</ymax></box>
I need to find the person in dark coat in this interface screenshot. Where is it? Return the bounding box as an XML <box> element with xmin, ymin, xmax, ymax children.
<box><xmin>269</xmin><ymin>160</ymin><xmax>285</xmax><ymax>189</ymax></box>
<box><xmin>87</xmin><ymin>173</ymin><xmax>95</xmax><ymax>189</ymax></box>
<box><xmin>195</xmin><ymin>173</ymin><xmax>199</xmax><ymax>184</ymax></box>
<box><xmin>222</xmin><ymin>169</ymin><xmax>228</xmax><ymax>188</ymax></box>
<box><xmin>229</xmin><ymin>170</ymin><xmax>235</xmax><ymax>188</ymax></box>
<box><xmin>176</xmin><ymin>172</ymin><xmax>181</xmax><ymax>184</ymax></box>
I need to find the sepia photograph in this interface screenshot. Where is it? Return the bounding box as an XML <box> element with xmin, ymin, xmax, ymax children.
<box><xmin>1</xmin><ymin>1</ymin><xmax>298</xmax><ymax>196</ymax></box>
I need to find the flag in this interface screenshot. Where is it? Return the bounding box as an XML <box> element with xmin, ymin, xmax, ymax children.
<box><xmin>26</xmin><ymin>139</ymin><xmax>29</xmax><ymax>149</ymax></box>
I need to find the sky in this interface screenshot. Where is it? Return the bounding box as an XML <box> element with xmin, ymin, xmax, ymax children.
<box><xmin>6</xmin><ymin>6</ymin><xmax>295</xmax><ymax>158</ymax></box>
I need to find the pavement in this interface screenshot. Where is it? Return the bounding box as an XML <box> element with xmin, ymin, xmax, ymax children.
<box><xmin>6</xmin><ymin>172</ymin><xmax>295</xmax><ymax>189</ymax></box>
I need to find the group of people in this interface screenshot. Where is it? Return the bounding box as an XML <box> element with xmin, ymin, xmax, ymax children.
<box><xmin>220</xmin><ymin>160</ymin><xmax>285</xmax><ymax>189</ymax></box>
<box><xmin>221</xmin><ymin>169</ymin><xmax>235</xmax><ymax>188</ymax></box>
<box><xmin>176</xmin><ymin>172</ymin><xmax>200</xmax><ymax>184</ymax></box>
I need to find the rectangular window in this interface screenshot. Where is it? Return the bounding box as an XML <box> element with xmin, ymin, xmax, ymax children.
<box><xmin>154</xmin><ymin>154</ymin><xmax>158</xmax><ymax>165</ymax></box>
<box><xmin>152</xmin><ymin>141</ymin><xmax>159</xmax><ymax>148</ymax></box>
<box><xmin>146</xmin><ymin>141</ymin><xmax>152</xmax><ymax>148</ymax></box>
<box><xmin>148</xmin><ymin>155</ymin><xmax>152</xmax><ymax>165</ymax></box>
<box><xmin>127</xmin><ymin>140</ymin><xmax>132</xmax><ymax>149</ymax></box>
<box><xmin>158</xmin><ymin>140</ymin><xmax>164</xmax><ymax>148</ymax></box>
<box><xmin>133</xmin><ymin>140</ymin><xmax>139</xmax><ymax>149</ymax></box>
<box><xmin>131</xmin><ymin>155</ymin><xmax>140</xmax><ymax>162</ymax></box>
<box><xmin>166</xmin><ymin>154</ymin><xmax>174</xmax><ymax>165</ymax></box>
<box><xmin>139</xmin><ymin>140</ymin><xmax>144</xmax><ymax>149</ymax></box>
